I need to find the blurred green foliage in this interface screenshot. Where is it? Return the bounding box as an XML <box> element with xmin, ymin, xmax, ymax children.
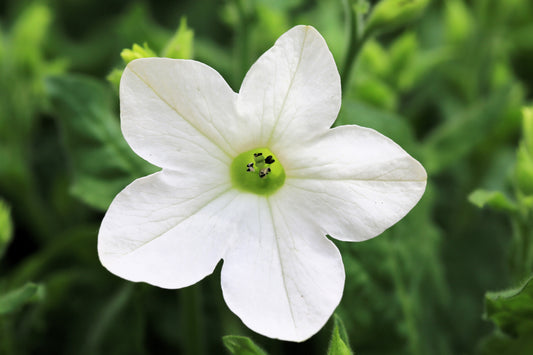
<box><xmin>1</xmin><ymin>0</ymin><xmax>533</xmax><ymax>354</ymax></box>
<box><xmin>223</xmin><ymin>335</ymin><xmax>269</xmax><ymax>355</ymax></box>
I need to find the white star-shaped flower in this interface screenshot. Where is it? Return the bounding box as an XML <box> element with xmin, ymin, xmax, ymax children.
<box><xmin>98</xmin><ymin>25</ymin><xmax>426</xmax><ymax>342</ymax></box>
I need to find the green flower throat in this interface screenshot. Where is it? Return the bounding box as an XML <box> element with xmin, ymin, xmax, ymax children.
<box><xmin>230</xmin><ymin>148</ymin><xmax>286</xmax><ymax>195</ymax></box>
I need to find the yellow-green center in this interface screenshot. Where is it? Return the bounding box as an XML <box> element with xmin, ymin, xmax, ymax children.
<box><xmin>230</xmin><ymin>148</ymin><xmax>285</xmax><ymax>195</ymax></box>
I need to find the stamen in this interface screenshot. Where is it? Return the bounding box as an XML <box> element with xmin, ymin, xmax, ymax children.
<box><xmin>265</xmin><ymin>155</ymin><xmax>275</xmax><ymax>164</ymax></box>
<box><xmin>259</xmin><ymin>167</ymin><xmax>271</xmax><ymax>178</ymax></box>
<box><xmin>246</xmin><ymin>152</ymin><xmax>276</xmax><ymax>177</ymax></box>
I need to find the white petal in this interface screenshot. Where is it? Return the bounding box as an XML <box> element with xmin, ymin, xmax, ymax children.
<box><xmin>283</xmin><ymin>125</ymin><xmax>427</xmax><ymax>242</ymax></box>
<box><xmin>237</xmin><ymin>25</ymin><xmax>341</xmax><ymax>152</ymax></box>
<box><xmin>221</xmin><ymin>195</ymin><xmax>345</xmax><ymax>342</ymax></box>
<box><xmin>120</xmin><ymin>58</ymin><xmax>242</xmax><ymax>169</ymax></box>
<box><xmin>98</xmin><ymin>169</ymin><xmax>245</xmax><ymax>289</ymax></box>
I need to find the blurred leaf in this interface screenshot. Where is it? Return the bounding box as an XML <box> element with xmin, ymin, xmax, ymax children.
<box><xmin>82</xmin><ymin>283</ymin><xmax>138</xmax><ymax>355</ymax></box>
<box><xmin>521</xmin><ymin>107</ymin><xmax>533</xmax><ymax>156</ymax></box>
<box><xmin>480</xmin><ymin>276</ymin><xmax>533</xmax><ymax>354</ymax></box>
<box><xmin>444</xmin><ymin>0</ymin><xmax>472</xmax><ymax>43</ymax></box>
<box><xmin>389</xmin><ymin>32</ymin><xmax>418</xmax><ymax>77</ymax></box>
<box><xmin>358</xmin><ymin>41</ymin><xmax>389</xmax><ymax>78</ymax></box>
<box><xmin>515</xmin><ymin>143</ymin><xmax>533</xmax><ymax>196</ymax></box>
<box><xmin>162</xmin><ymin>17</ymin><xmax>194</xmax><ymax>59</ymax></box>
<box><xmin>46</xmin><ymin>75</ymin><xmax>156</xmax><ymax>210</ymax></box>
<box><xmin>10</xmin><ymin>4</ymin><xmax>52</xmax><ymax>75</ymax></box>
<box><xmin>469</xmin><ymin>190</ymin><xmax>517</xmax><ymax>212</ymax></box>
<box><xmin>353</xmin><ymin>77</ymin><xmax>398</xmax><ymax>111</ymax></box>
<box><xmin>0</xmin><ymin>283</ymin><xmax>44</xmax><ymax>315</ymax></box>
<box><xmin>327</xmin><ymin>314</ymin><xmax>354</xmax><ymax>355</ymax></box>
<box><xmin>422</xmin><ymin>87</ymin><xmax>515</xmax><ymax>174</ymax></box>
<box><xmin>366</xmin><ymin>0</ymin><xmax>430</xmax><ymax>36</ymax></box>
<box><xmin>0</xmin><ymin>199</ymin><xmax>13</xmax><ymax>260</ymax></box>
<box><xmin>353</xmin><ymin>0</ymin><xmax>371</xmax><ymax>15</ymax></box>
<box><xmin>335</xmin><ymin>99</ymin><xmax>417</xmax><ymax>152</ymax></box>
<box><xmin>222</xmin><ymin>335</ymin><xmax>268</xmax><ymax>355</ymax></box>
<box><xmin>514</xmin><ymin>107</ymin><xmax>533</xmax><ymax>195</ymax></box>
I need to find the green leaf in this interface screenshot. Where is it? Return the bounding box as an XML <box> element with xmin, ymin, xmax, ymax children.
<box><xmin>480</xmin><ymin>277</ymin><xmax>533</xmax><ymax>354</ymax></box>
<box><xmin>327</xmin><ymin>314</ymin><xmax>354</xmax><ymax>355</ymax></box>
<box><xmin>222</xmin><ymin>335</ymin><xmax>268</xmax><ymax>355</ymax></box>
<box><xmin>485</xmin><ymin>277</ymin><xmax>533</xmax><ymax>336</ymax></box>
<box><xmin>46</xmin><ymin>75</ymin><xmax>156</xmax><ymax>210</ymax></box>
<box><xmin>468</xmin><ymin>189</ymin><xmax>517</xmax><ymax>212</ymax></box>
<box><xmin>0</xmin><ymin>283</ymin><xmax>44</xmax><ymax>315</ymax></box>
<box><xmin>162</xmin><ymin>17</ymin><xmax>194</xmax><ymax>59</ymax></box>
<box><xmin>0</xmin><ymin>199</ymin><xmax>13</xmax><ymax>260</ymax></box>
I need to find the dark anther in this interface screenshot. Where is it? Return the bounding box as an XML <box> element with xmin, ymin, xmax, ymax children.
<box><xmin>246</xmin><ymin>163</ymin><xmax>255</xmax><ymax>172</ymax></box>
<box><xmin>254</xmin><ymin>152</ymin><xmax>263</xmax><ymax>157</ymax></box>
<box><xmin>265</xmin><ymin>155</ymin><xmax>275</xmax><ymax>164</ymax></box>
<box><xmin>259</xmin><ymin>167</ymin><xmax>271</xmax><ymax>178</ymax></box>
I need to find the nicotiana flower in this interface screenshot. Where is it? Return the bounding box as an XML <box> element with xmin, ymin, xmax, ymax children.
<box><xmin>98</xmin><ymin>25</ymin><xmax>426</xmax><ymax>342</ymax></box>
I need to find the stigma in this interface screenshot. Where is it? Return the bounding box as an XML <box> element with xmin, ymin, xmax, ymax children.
<box><xmin>247</xmin><ymin>152</ymin><xmax>276</xmax><ymax>178</ymax></box>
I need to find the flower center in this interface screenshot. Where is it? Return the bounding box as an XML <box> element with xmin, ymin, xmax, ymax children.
<box><xmin>230</xmin><ymin>148</ymin><xmax>286</xmax><ymax>195</ymax></box>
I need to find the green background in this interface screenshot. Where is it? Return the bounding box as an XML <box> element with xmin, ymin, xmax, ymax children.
<box><xmin>1</xmin><ymin>0</ymin><xmax>533</xmax><ymax>354</ymax></box>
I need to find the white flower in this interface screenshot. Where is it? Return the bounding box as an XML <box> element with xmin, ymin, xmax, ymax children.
<box><xmin>98</xmin><ymin>25</ymin><xmax>426</xmax><ymax>342</ymax></box>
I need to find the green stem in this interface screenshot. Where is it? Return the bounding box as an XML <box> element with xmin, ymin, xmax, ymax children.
<box><xmin>181</xmin><ymin>284</ymin><xmax>205</xmax><ymax>355</ymax></box>
<box><xmin>340</xmin><ymin>0</ymin><xmax>372</xmax><ymax>95</ymax></box>
<box><xmin>510</xmin><ymin>213</ymin><xmax>533</xmax><ymax>282</ymax></box>
<box><xmin>234</xmin><ymin>0</ymin><xmax>250</xmax><ymax>83</ymax></box>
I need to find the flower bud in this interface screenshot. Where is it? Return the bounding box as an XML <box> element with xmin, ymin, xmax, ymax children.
<box><xmin>366</xmin><ymin>0</ymin><xmax>430</xmax><ymax>35</ymax></box>
<box><xmin>162</xmin><ymin>17</ymin><xmax>194</xmax><ymax>60</ymax></box>
<box><xmin>120</xmin><ymin>43</ymin><xmax>157</xmax><ymax>64</ymax></box>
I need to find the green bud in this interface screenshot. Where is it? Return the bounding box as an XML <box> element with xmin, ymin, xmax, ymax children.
<box><xmin>106</xmin><ymin>68</ymin><xmax>123</xmax><ymax>89</ymax></box>
<box><xmin>359</xmin><ymin>40</ymin><xmax>389</xmax><ymax>77</ymax></box>
<box><xmin>162</xmin><ymin>17</ymin><xmax>194</xmax><ymax>60</ymax></box>
<box><xmin>120</xmin><ymin>43</ymin><xmax>157</xmax><ymax>64</ymax></box>
<box><xmin>366</xmin><ymin>0</ymin><xmax>431</xmax><ymax>35</ymax></box>
<box><xmin>109</xmin><ymin>43</ymin><xmax>157</xmax><ymax>87</ymax></box>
